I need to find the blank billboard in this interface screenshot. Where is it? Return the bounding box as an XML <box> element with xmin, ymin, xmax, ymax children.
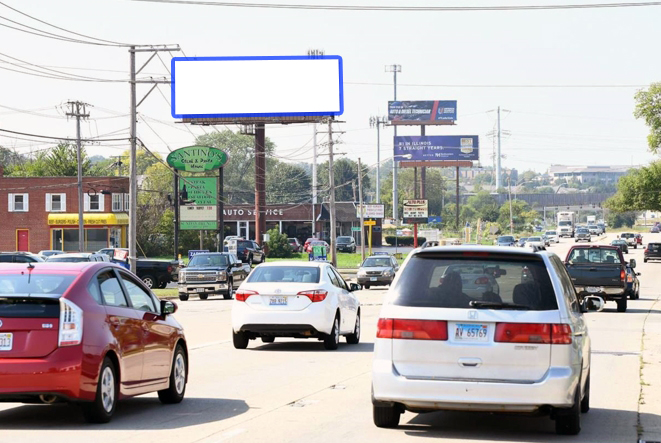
<box><xmin>171</xmin><ymin>55</ymin><xmax>344</xmax><ymax>119</ymax></box>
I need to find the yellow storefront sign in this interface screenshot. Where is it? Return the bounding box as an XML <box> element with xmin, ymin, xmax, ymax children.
<box><xmin>48</xmin><ymin>213</ymin><xmax>129</xmax><ymax>226</ymax></box>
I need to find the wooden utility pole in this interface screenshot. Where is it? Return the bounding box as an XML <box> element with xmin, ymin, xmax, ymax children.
<box><xmin>66</xmin><ymin>101</ymin><xmax>90</xmax><ymax>253</ymax></box>
<box><xmin>328</xmin><ymin>119</ymin><xmax>337</xmax><ymax>267</ymax></box>
<box><xmin>255</xmin><ymin>123</ymin><xmax>266</xmax><ymax>245</ymax></box>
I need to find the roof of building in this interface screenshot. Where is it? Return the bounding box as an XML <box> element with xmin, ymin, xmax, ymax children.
<box><xmin>549</xmin><ymin>165</ymin><xmax>635</xmax><ymax>174</ymax></box>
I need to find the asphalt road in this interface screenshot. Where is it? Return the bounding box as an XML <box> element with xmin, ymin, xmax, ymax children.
<box><xmin>0</xmin><ymin>234</ymin><xmax>657</xmax><ymax>442</ymax></box>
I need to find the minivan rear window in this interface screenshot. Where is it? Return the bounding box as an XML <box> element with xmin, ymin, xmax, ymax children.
<box><xmin>0</xmin><ymin>274</ymin><xmax>75</xmax><ymax>296</ymax></box>
<box><xmin>391</xmin><ymin>255</ymin><xmax>558</xmax><ymax>311</ymax></box>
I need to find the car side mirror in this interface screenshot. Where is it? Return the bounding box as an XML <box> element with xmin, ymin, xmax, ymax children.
<box><xmin>637</xmin><ymin>272</ymin><xmax>642</xmax><ymax>276</ymax></box>
<box><xmin>629</xmin><ymin>259</ymin><xmax>637</xmax><ymax>269</ymax></box>
<box><xmin>233</xmin><ymin>262</ymin><xmax>242</xmax><ymax>268</ymax></box>
<box><xmin>583</xmin><ymin>295</ymin><xmax>605</xmax><ymax>312</ymax></box>
<box><xmin>349</xmin><ymin>282</ymin><xmax>362</xmax><ymax>292</ymax></box>
<box><xmin>161</xmin><ymin>300</ymin><xmax>178</xmax><ymax>315</ymax></box>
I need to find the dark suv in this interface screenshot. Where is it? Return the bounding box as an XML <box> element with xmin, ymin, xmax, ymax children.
<box><xmin>336</xmin><ymin>236</ymin><xmax>356</xmax><ymax>253</ymax></box>
<box><xmin>0</xmin><ymin>252</ymin><xmax>44</xmax><ymax>263</ymax></box>
<box><xmin>644</xmin><ymin>243</ymin><xmax>661</xmax><ymax>263</ymax></box>
<box><xmin>235</xmin><ymin>240</ymin><xmax>265</xmax><ymax>265</ymax></box>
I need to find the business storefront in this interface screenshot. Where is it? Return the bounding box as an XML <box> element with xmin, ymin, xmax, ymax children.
<box><xmin>47</xmin><ymin>213</ymin><xmax>129</xmax><ymax>252</ymax></box>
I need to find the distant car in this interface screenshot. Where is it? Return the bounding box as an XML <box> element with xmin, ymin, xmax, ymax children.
<box><xmin>439</xmin><ymin>263</ymin><xmax>503</xmax><ymax>299</ymax></box>
<box><xmin>288</xmin><ymin>238</ymin><xmax>302</xmax><ymax>253</ymax></box>
<box><xmin>534</xmin><ymin>225</ymin><xmax>543</xmax><ymax>232</ymax></box>
<box><xmin>611</xmin><ymin>239</ymin><xmax>629</xmax><ymax>254</ymax></box>
<box><xmin>517</xmin><ymin>237</ymin><xmax>529</xmax><ymax>247</ymax></box>
<box><xmin>597</xmin><ymin>223</ymin><xmax>606</xmax><ymax>234</ymax></box>
<box><xmin>545</xmin><ymin>231</ymin><xmax>559</xmax><ymax>244</ymax></box>
<box><xmin>574</xmin><ymin>228</ymin><xmax>591</xmax><ymax>243</ymax></box>
<box><xmin>235</xmin><ymin>240</ymin><xmax>266</xmax><ymax>265</ymax></box>
<box><xmin>0</xmin><ymin>252</ymin><xmax>44</xmax><ymax>263</ymax></box>
<box><xmin>47</xmin><ymin>253</ymin><xmax>109</xmax><ymax>262</ymax></box>
<box><xmin>421</xmin><ymin>240</ymin><xmax>440</xmax><ymax>248</ymax></box>
<box><xmin>37</xmin><ymin>250</ymin><xmax>65</xmax><ymax>259</ymax></box>
<box><xmin>625</xmin><ymin>266</ymin><xmax>640</xmax><ymax>300</ymax></box>
<box><xmin>177</xmin><ymin>252</ymin><xmax>250</xmax><ymax>301</ymax></box>
<box><xmin>304</xmin><ymin>238</ymin><xmax>329</xmax><ymax>254</ymax></box>
<box><xmin>541</xmin><ymin>234</ymin><xmax>551</xmax><ymax>247</ymax></box>
<box><xmin>223</xmin><ymin>235</ymin><xmax>244</xmax><ymax>246</ymax></box>
<box><xmin>525</xmin><ymin>236</ymin><xmax>546</xmax><ymax>249</ymax></box>
<box><xmin>357</xmin><ymin>255</ymin><xmax>399</xmax><ymax>289</ymax></box>
<box><xmin>336</xmin><ymin>236</ymin><xmax>356</xmax><ymax>253</ymax></box>
<box><xmin>651</xmin><ymin>225</ymin><xmax>660</xmax><ymax>233</ymax></box>
<box><xmin>644</xmin><ymin>242</ymin><xmax>661</xmax><ymax>263</ymax></box>
<box><xmin>587</xmin><ymin>225</ymin><xmax>600</xmax><ymax>235</ymax></box>
<box><xmin>496</xmin><ymin>235</ymin><xmax>516</xmax><ymax>247</ymax></box>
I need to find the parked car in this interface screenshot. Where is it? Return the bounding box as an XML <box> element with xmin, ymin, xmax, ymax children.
<box><xmin>496</xmin><ymin>235</ymin><xmax>516</xmax><ymax>247</ymax></box>
<box><xmin>357</xmin><ymin>255</ymin><xmax>400</xmax><ymax>289</ymax></box>
<box><xmin>97</xmin><ymin>248</ymin><xmax>179</xmax><ymax>289</ymax></box>
<box><xmin>231</xmin><ymin>262</ymin><xmax>361</xmax><ymax>350</ymax></box>
<box><xmin>336</xmin><ymin>236</ymin><xmax>356</xmax><ymax>253</ymax></box>
<box><xmin>644</xmin><ymin>242</ymin><xmax>661</xmax><ymax>262</ymax></box>
<box><xmin>372</xmin><ymin>245</ymin><xmax>603</xmax><ymax>435</ymax></box>
<box><xmin>564</xmin><ymin>245</ymin><xmax>633</xmax><ymax>312</ymax></box>
<box><xmin>650</xmin><ymin>225</ymin><xmax>660</xmax><ymax>233</ymax></box>
<box><xmin>177</xmin><ymin>252</ymin><xmax>250</xmax><ymax>301</ymax></box>
<box><xmin>288</xmin><ymin>238</ymin><xmax>302</xmax><ymax>253</ymax></box>
<box><xmin>0</xmin><ymin>262</ymin><xmax>187</xmax><ymax>423</ymax></box>
<box><xmin>625</xmin><ymin>266</ymin><xmax>641</xmax><ymax>300</ymax></box>
<box><xmin>619</xmin><ymin>232</ymin><xmax>637</xmax><ymax>249</ymax></box>
<box><xmin>611</xmin><ymin>239</ymin><xmax>629</xmax><ymax>254</ymax></box>
<box><xmin>47</xmin><ymin>253</ymin><xmax>109</xmax><ymax>263</ymax></box>
<box><xmin>545</xmin><ymin>230</ymin><xmax>559</xmax><ymax>244</ymax></box>
<box><xmin>234</xmin><ymin>240</ymin><xmax>266</xmax><ymax>265</ymax></box>
<box><xmin>37</xmin><ymin>250</ymin><xmax>64</xmax><ymax>259</ymax></box>
<box><xmin>223</xmin><ymin>235</ymin><xmax>244</xmax><ymax>246</ymax></box>
<box><xmin>517</xmin><ymin>237</ymin><xmax>529</xmax><ymax>247</ymax></box>
<box><xmin>574</xmin><ymin>228</ymin><xmax>591</xmax><ymax>243</ymax></box>
<box><xmin>303</xmin><ymin>238</ymin><xmax>329</xmax><ymax>254</ymax></box>
<box><xmin>0</xmin><ymin>252</ymin><xmax>44</xmax><ymax>263</ymax></box>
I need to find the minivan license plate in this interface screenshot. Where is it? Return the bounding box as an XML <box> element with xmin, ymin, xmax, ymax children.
<box><xmin>455</xmin><ymin>324</ymin><xmax>488</xmax><ymax>342</ymax></box>
<box><xmin>270</xmin><ymin>296</ymin><xmax>287</xmax><ymax>306</ymax></box>
<box><xmin>0</xmin><ymin>333</ymin><xmax>13</xmax><ymax>351</ymax></box>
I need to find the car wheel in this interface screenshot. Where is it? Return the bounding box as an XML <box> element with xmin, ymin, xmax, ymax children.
<box><xmin>581</xmin><ymin>373</ymin><xmax>590</xmax><ymax>413</ymax></box>
<box><xmin>373</xmin><ymin>404</ymin><xmax>401</xmax><ymax>428</ymax></box>
<box><xmin>261</xmin><ymin>336</ymin><xmax>275</xmax><ymax>343</ymax></box>
<box><xmin>223</xmin><ymin>279</ymin><xmax>233</xmax><ymax>300</ymax></box>
<box><xmin>158</xmin><ymin>345</ymin><xmax>187</xmax><ymax>404</ymax></box>
<box><xmin>555</xmin><ymin>385</ymin><xmax>581</xmax><ymax>435</ymax></box>
<box><xmin>635</xmin><ymin>245</ymin><xmax>638</xmax><ymax>249</ymax></box>
<box><xmin>364</xmin><ymin>284</ymin><xmax>370</xmax><ymax>290</ymax></box>
<box><xmin>157</xmin><ymin>281</ymin><xmax>168</xmax><ymax>289</ymax></box>
<box><xmin>617</xmin><ymin>298</ymin><xmax>628</xmax><ymax>312</ymax></box>
<box><xmin>644</xmin><ymin>258</ymin><xmax>648</xmax><ymax>263</ymax></box>
<box><xmin>323</xmin><ymin>314</ymin><xmax>340</xmax><ymax>350</ymax></box>
<box><xmin>178</xmin><ymin>293</ymin><xmax>189</xmax><ymax>301</ymax></box>
<box><xmin>346</xmin><ymin>311</ymin><xmax>361</xmax><ymax>344</ymax></box>
<box><xmin>199</xmin><ymin>293</ymin><xmax>209</xmax><ymax>300</ymax></box>
<box><xmin>82</xmin><ymin>357</ymin><xmax>118</xmax><ymax>423</ymax></box>
<box><xmin>141</xmin><ymin>275</ymin><xmax>156</xmax><ymax>289</ymax></box>
<box><xmin>233</xmin><ymin>331</ymin><xmax>249</xmax><ymax>349</ymax></box>
<box><xmin>248</xmin><ymin>255</ymin><xmax>253</xmax><ymax>266</ymax></box>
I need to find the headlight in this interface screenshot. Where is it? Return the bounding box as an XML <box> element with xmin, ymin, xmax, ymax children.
<box><xmin>357</xmin><ymin>271</ymin><xmax>367</xmax><ymax>277</ymax></box>
<box><xmin>179</xmin><ymin>272</ymin><xmax>186</xmax><ymax>283</ymax></box>
<box><xmin>383</xmin><ymin>270</ymin><xmax>393</xmax><ymax>277</ymax></box>
<box><xmin>216</xmin><ymin>271</ymin><xmax>227</xmax><ymax>281</ymax></box>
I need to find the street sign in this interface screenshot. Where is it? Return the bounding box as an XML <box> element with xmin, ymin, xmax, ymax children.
<box><xmin>351</xmin><ymin>226</ymin><xmax>361</xmax><ymax>232</ymax></box>
<box><xmin>428</xmin><ymin>216</ymin><xmax>442</xmax><ymax>223</ymax></box>
<box><xmin>356</xmin><ymin>204</ymin><xmax>385</xmax><ymax>219</ymax></box>
<box><xmin>364</xmin><ymin>220</ymin><xmax>376</xmax><ymax>226</ymax></box>
<box><xmin>188</xmin><ymin>249</ymin><xmax>209</xmax><ymax>261</ymax></box>
<box><xmin>167</xmin><ymin>146</ymin><xmax>228</xmax><ymax>172</ymax></box>
<box><xmin>403</xmin><ymin>200</ymin><xmax>428</xmax><ymax>224</ymax></box>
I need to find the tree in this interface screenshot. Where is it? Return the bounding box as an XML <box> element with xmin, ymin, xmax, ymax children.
<box><xmin>634</xmin><ymin>82</ymin><xmax>661</xmax><ymax>154</ymax></box>
<box><xmin>605</xmin><ymin>161</ymin><xmax>661</xmax><ymax>213</ymax></box>
<box><xmin>317</xmin><ymin>158</ymin><xmax>371</xmax><ymax>202</ymax></box>
<box><xmin>607</xmin><ymin>211</ymin><xmax>638</xmax><ymax>229</ymax></box>
<box><xmin>9</xmin><ymin>143</ymin><xmax>100</xmax><ymax>177</ymax></box>
<box><xmin>266</xmin><ymin>162</ymin><xmax>311</xmax><ymax>204</ymax></box>
<box><xmin>0</xmin><ymin>147</ymin><xmax>24</xmax><ymax>173</ymax></box>
<box><xmin>466</xmin><ymin>191</ymin><xmax>499</xmax><ymax>222</ymax></box>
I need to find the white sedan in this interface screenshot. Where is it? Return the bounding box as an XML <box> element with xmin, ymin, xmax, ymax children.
<box><xmin>525</xmin><ymin>236</ymin><xmax>546</xmax><ymax>249</ymax></box>
<box><xmin>231</xmin><ymin>261</ymin><xmax>361</xmax><ymax>350</ymax></box>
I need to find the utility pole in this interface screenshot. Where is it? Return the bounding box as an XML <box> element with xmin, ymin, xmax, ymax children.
<box><xmin>328</xmin><ymin>119</ymin><xmax>337</xmax><ymax>267</ymax></box>
<box><xmin>509</xmin><ymin>174</ymin><xmax>514</xmax><ymax>234</ymax></box>
<box><xmin>496</xmin><ymin>106</ymin><xmax>502</xmax><ymax>190</ymax></box>
<box><xmin>255</xmin><ymin>123</ymin><xmax>266</xmax><ymax>246</ymax></box>
<box><xmin>128</xmin><ymin>44</ymin><xmax>180</xmax><ymax>273</ymax></box>
<box><xmin>358</xmin><ymin>158</ymin><xmax>366</xmax><ymax>262</ymax></box>
<box><xmin>66</xmin><ymin>101</ymin><xmax>90</xmax><ymax>253</ymax></box>
<box><xmin>369</xmin><ymin>116</ymin><xmax>387</xmax><ymax>203</ymax></box>
<box><xmin>386</xmin><ymin>64</ymin><xmax>401</xmax><ymax>221</ymax></box>
<box><xmin>312</xmin><ymin>122</ymin><xmax>318</xmax><ymax>237</ymax></box>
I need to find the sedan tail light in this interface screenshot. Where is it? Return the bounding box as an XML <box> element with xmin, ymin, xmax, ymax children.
<box><xmin>376</xmin><ymin>318</ymin><xmax>448</xmax><ymax>341</ymax></box>
<box><xmin>59</xmin><ymin>298</ymin><xmax>83</xmax><ymax>347</ymax></box>
<box><xmin>494</xmin><ymin>323</ymin><xmax>572</xmax><ymax>344</ymax></box>
<box><xmin>236</xmin><ymin>290</ymin><xmax>258</xmax><ymax>302</ymax></box>
<box><xmin>474</xmin><ymin>277</ymin><xmax>490</xmax><ymax>285</ymax></box>
<box><xmin>297</xmin><ymin>290</ymin><xmax>327</xmax><ymax>302</ymax></box>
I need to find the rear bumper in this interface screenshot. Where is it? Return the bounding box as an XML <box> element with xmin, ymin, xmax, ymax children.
<box><xmin>575</xmin><ymin>286</ymin><xmax>626</xmax><ymax>300</ymax></box>
<box><xmin>0</xmin><ymin>346</ymin><xmax>85</xmax><ymax>402</ymax></box>
<box><xmin>232</xmin><ymin>301</ymin><xmax>336</xmax><ymax>336</ymax></box>
<box><xmin>372</xmin><ymin>359</ymin><xmax>578</xmax><ymax>412</ymax></box>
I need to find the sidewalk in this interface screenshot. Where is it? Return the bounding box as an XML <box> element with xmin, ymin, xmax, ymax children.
<box><xmin>638</xmin><ymin>294</ymin><xmax>661</xmax><ymax>442</ymax></box>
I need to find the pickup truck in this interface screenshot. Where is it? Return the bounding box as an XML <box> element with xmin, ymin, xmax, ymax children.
<box><xmin>97</xmin><ymin>248</ymin><xmax>180</xmax><ymax>289</ymax></box>
<box><xmin>619</xmin><ymin>232</ymin><xmax>638</xmax><ymax>249</ymax></box>
<box><xmin>177</xmin><ymin>252</ymin><xmax>250</xmax><ymax>301</ymax></box>
<box><xmin>564</xmin><ymin>245</ymin><xmax>635</xmax><ymax>312</ymax></box>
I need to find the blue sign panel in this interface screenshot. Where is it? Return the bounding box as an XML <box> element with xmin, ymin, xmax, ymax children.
<box><xmin>394</xmin><ymin>136</ymin><xmax>479</xmax><ymax>161</ymax></box>
<box><xmin>188</xmin><ymin>250</ymin><xmax>209</xmax><ymax>261</ymax></box>
<box><xmin>388</xmin><ymin>101</ymin><xmax>457</xmax><ymax>124</ymax></box>
<box><xmin>428</xmin><ymin>216</ymin><xmax>442</xmax><ymax>223</ymax></box>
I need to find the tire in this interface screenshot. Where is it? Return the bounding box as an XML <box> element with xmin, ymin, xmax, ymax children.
<box><xmin>644</xmin><ymin>258</ymin><xmax>648</xmax><ymax>263</ymax></box>
<box><xmin>141</xmin><ymin>275</ymin><xmax>156</xmax><ymax>289</ymax></box>
<box><xmin>223</xmin><ymin>279</ymin><xmax>234</xmax><ymax>300</ymax></box>
<box><xmin>323</xmin><ymin>315</ymin><xmax>340</xmax><ymax>350</ymax></box>
<box><xmin>636</xmin><ymin>289</ymin><xmax>640</xmax><ymax>300</ymax></box>
<box><xmin>261</xmin><ymin>336</ymin><xmax>275</xmax><ymax>343</ymax></box>
<box><xmin>233</xmin><ymin>331</ymin><xmax>249</xmax><ymax>349</ymax></box>
<box><xmin>617</xmin><ymin>298</ymin><xmax>628</xmax><ymax>312</ymax></box>
<box><xmin>158</xmin><ymin>345</ymin><xmax>187</xmax><ymax>404</ymax></box>
<box><xmin>555</xmin><ymin>386</ymin><xmax>581</xmax><ymax>435</ymax></box>
<box><xmin>178</xmin><ymin>293</ymin><xmax>189</xmax><ymax>301</ymax></box>
<box><xmin>364</xmin><ymin>285</ymin><xmax>370</xmax><ymax>290</ymax></box>
<box><xmin>373</xmin><ymin>404</ymin><xmax>401</xmax><ymax>428</ymax></box>
<box><xmin>581</xmin><ymin>373</ymin><xmax>590</xmax><ymax>413</ymax></box>
<box><xmin>199</xmin><ymin>293</ymin><xmax>209</xmax><ymax>300</ymax></box>
<box><xmin>346</xmin><ymin>311</ymin><xmax>361</xmax><ymax>344</ymax></box>
<box><xmin>82</xmin><ymin>357</ymin><xmax>118</xmax><ymax>423</ymax></box>
<box><xmin>157</xmin><ymin>281</ymin><xmax>168</xmax><ymax>289</ymax></box>
<box><xmin>248</xmin><ymin>255</ymin><xmax>253</xmax><ymax>267</ymax></box>
<box><xmin>635</xmin><ymin>245</ymin><xmax>638</xmax><ymax>249</ymax></box>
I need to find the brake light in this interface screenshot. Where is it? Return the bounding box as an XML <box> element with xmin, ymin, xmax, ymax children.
<box><xmin>376</xmin><ymin>318</ymin><xmax>448</xmax><ymax>340</ymax></box>
<box><xmin>167</xmin><ymin>265</ymin><xmax>173</xmax><ymax>273</ymax></box>
<box><xmin>620</xmin><ymin>269</ymin><xmax>626</xmax><ymax>282</ymax></box>
<box><xmin>297</xmin><ymin>290</ymin><xmax>328</xmax><ymax>302</ymax></box>
<box><xmin>474</xmin><ymin>277</ymin><xmax>490</xmax><ymax>285</ymax></box>
<box><xmin>494</xmin><ymin>323</ymin><xmax>572</xmax><ymax>344</ymax></box>
<box><xmin>236</xmin><ymin>290</ymin><xmax>258</xmax><ymax>302</ymax></box>
<box><xmin>59</xmin><ymin>299</ymin><xmax>83</xmax><ymax>347</ymax></box>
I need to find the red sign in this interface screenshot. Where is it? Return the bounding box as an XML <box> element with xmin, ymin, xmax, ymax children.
<box><xmin>113</xmin><ymin>249</ymin><xmax>128</xmax><ymax>261</ymax></box>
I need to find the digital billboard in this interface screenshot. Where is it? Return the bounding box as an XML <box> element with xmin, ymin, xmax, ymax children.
<box><xmin>394</xmin><ymin>136</ymin><xmax>479</xmax><ymax>161</ymax></box>
<box><xmin>388</xmin><ymin>101</ymin><xmax>457</xmax><ymax>125</ymax></box>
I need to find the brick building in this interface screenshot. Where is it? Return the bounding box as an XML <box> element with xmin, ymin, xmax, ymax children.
<box><xmin>0</xmin><ymin>171</ymin><xmax>129</xmax><ymax>253</ymax></box>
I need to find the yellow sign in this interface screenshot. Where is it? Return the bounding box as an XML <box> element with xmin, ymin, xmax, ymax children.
<box><xmin>364</xmin><ymin>220</ymin><xmax>376</xmax><ymax>226</ymax></box>
<box><xmin>48</xmin><ymin>213</ymin><xmax>129</xmax><ymax>226</ymax></box>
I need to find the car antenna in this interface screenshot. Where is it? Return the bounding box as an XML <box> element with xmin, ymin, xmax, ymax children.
<box><xmin>27</xmin><ymin>262</ymin><xmax>35</xmax><ymax>269</ymax></box>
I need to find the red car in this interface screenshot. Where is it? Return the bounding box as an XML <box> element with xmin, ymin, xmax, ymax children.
<box><xmin>0</xmin><ymin>262</ymin><xmax>188</xmax><ymax>423</ymax></box>
<box><xmin>303</xmin><ymin>238</ymin><xmax>330</xmax><ymax>254</ymax></box>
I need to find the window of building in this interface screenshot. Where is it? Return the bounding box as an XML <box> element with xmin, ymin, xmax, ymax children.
<box><xmin>45</xmin><ymin>193</ymin><xmax>66</xmax><ymax>212</ymax></box>
<box><xmin>52</xmin><ymin>228</ymin><xmax>110</xmax><ymax>252</ymax></box>
<box><xmin>112</xmin><ymin>194</ymin><xmax>123</xmax><ymax>212</ymax></box>
<box><xmin>8</xmin><ymin>193</ymin><xmax>29</xmax><ymax>212</ymax></box>
<box><xmin>84</xmin><ymin>193</ymin><xmax>104</xmax><ymax>212</ymax></box>
<box><xmin>124</xmin><ymin>193</ymin><xmax>129</xmax><ymax>211</ymax></box>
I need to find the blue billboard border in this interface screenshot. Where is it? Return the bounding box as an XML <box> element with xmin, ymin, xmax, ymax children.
<box><xmin>171</xmin><ymin>55</ymin><xmax>344</xmax><ymax>119</ymax></box>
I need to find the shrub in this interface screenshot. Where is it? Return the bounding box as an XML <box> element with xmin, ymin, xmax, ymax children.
<box><xmin>265</xmin><ymin>228</ymin><xmax>292</xmax><ymax>258</ymax></box>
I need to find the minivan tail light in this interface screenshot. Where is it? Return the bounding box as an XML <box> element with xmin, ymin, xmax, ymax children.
<box><xmin>494</xmin><ymin>323</ymin><xmax>572</xmax><ymax>344</ymax></box>
<box><xmin>297</xmin><ymin>290</ymin><xmax>328</xmax><ymax>302</ymax></box>
<box><xmin>236</xmin><ymin>290</ymin><xmax>258</xmax><ymax>302</ymax></box>
<box><xmin>376</xmin><ymin>318</ymin><xmax>448</xmax><ymax>341</ymax></box>
<box><xmin>58</xmin><ymin>298</ymin><xmax>83</xmax><ymax>347</ymax></box>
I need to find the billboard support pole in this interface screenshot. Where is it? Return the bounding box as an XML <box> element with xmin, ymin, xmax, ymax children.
<box><xmin>456</xmin><ymin>165</ymin><xmax>460</xmax><ymax>230</ymax></box>
<box><xmin>173</xmin><ymin>171</ymin><xmax>179</xmax><ymax>260</ymax></box>
<box><xmin>255</xmin><ymin>124</ymin><xmax>266</xmax><ymax>246</ymax></box>
<box><xmin>218</xmin><ymin>167</ymin><xmax>224</xmax><ymax>252</ymax></box>
<box><xmin>420</xmin><ymin>125</ymin><xmax>426</xmax><ymax>199</ymax></box>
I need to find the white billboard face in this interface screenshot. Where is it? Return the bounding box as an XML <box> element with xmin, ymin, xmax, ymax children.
<box><xmin>171</xmin><ymin>56</ymin><xmax>344</xmax><ymax>119</ymax></box>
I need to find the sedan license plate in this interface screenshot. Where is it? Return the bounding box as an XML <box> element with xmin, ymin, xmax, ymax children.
<box><xmin>455</xmin><ymin>324</ymin><xmax>488</xmax><ymax>342</ymax></box>
<box><xmin>196</xmin><ymin>288</ymin><xmax>205</xmax><ymax>293</ymax></box>
<box><xmin>0</xmin><ymin>333</ymin><xmax>13</xmax><ymax>351</ymax></box>
<box><xmin>586</xmin><ymin>286</ymin><xmax>600</xmax><ymax>293</ymax></box>
<box><xmin>269</xmin><ymin>296</ymin><xmax>287</xmax><ymax>306</ymax></box>
<box><xmin>370</xmin><ymin>277</ymin><xmax>378</xmax><ymax>282</ymax></box>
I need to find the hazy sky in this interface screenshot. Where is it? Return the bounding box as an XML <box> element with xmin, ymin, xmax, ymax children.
<box><xmin>1</xmin><ymin>0</ymin><xmax>659</xmax><ymax>174</ymax></box>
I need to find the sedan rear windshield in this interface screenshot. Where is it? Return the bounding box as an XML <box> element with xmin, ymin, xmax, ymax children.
<box><xmin>391</xmin><ymin>255</ymin><xmax>558</xmax><ymax>311</ymax></box>
<box><xmin>546</xmin><ymin>231</ymin><xmax>557</xmax><ymax>235</ymax></box>
<box><xmin>497</xmin><ymin>236</ymin><xmax>514</xmax><ymax>242</ymax></box>
<box><xmin>247</xmin><ymin>266</ymin><xmax>320</xmax><ymax>283</ymax></box>
<box><xmin>568</xmin><ymin>248</ymin><xmax>621</xmax><ymax>264</ymax></box>
<box><xmin>0</xmin><ymin>274</ymin><xmax>76</xmax><ymax>296</ymax></box>
<box><xmin>0</xmin><ymin>297</ymin><xmax>60</xmax><ymax>318</ymax></box>
<box><xmin>337</xmin><ymin>237</ymin><xmax>353</xmax><ymax>243</ymax></box>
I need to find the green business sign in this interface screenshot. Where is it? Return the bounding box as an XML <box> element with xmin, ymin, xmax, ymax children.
<box><xmin>179</xmin><ymin>177</ymin><xmax>218</xmax><ymax>230</ymax></box>
<box><xmin>166</xmin><ymin>145</ymin><xmax>229</xmax><ymax>172</ymax></box>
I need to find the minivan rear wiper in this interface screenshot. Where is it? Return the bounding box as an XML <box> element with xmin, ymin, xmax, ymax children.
<box><xmin>469</xmin><ymin>300</ymin><xmax>531</xmax><ymax>310</ymax></box>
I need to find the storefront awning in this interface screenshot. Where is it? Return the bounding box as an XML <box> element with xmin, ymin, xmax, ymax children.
<box><xmin>48</xmin><ymin>213</ymin><xmax>129</xmax><ymax>226</ymax></box>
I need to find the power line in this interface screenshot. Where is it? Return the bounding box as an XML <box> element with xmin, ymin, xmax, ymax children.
<box><xmin>131</xmin><ymin>0</ymin><xmax>661</xmax><ymax>11</ymax></box>
<box><xmin>346</xmin><ymin>81</ymin><xmax>647</xmax><ymax>88</ymax></box>
<box><xmin>0</xmin><ymin>127</ymin><xmax>128</xmax><ymax>142</ymax></box>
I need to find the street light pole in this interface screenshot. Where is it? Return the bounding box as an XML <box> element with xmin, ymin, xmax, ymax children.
<box><xmin>386</xmin><ymin>64</ymin><xmax>401</xmax><ymax>221</ymax></box>
<box><xmin>370</xmin><ymin>116</ymin><xmax>387</xmax><ymax>204</ymax></box>
<box><xmin>508</xmin><ymin>175</ymin><xmax>514</xmax><ymax>234</ymax></box>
